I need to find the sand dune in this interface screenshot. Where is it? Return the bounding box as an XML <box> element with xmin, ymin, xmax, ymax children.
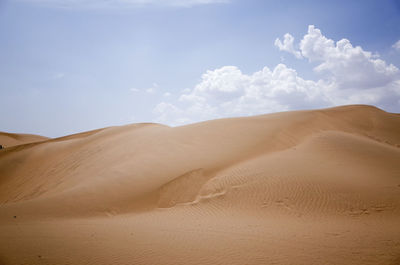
<box><xmin>0</xmin><ymin>105</ymin><xmax>399</xmax><ymax>265</ymax></box>
<box><xmin>0</xmin><ymin>132</ymin><xmax>48</xmax><ymax>148</ymax></box>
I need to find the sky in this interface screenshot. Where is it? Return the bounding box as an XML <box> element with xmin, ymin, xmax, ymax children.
<box><xmin>1</xmin><ymin>0</ymin><xmax>400</xmax><ymax>137</ymax></box>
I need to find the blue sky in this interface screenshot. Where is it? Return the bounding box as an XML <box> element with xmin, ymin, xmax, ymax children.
<box><xmin>1</xmin><ymin>0</ymin><xmax>400</xmax><ymax>137</ymax></box>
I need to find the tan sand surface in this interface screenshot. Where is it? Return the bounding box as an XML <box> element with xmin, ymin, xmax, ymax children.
<box><xmin>0</xmin><ymin>132</ymin><xmax>48</xmax><ymax>148</ymax></box>
<box><xmin>0</xmin><ymin>105</ymin><xmax>399</xmax><ymax>265</ymax></box>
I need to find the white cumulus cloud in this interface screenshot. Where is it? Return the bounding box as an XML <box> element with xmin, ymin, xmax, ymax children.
<box><xmin>155</xmin><ymin>64</ymin><xmax>330</xmax><ymax>125</ymax></box>
<box><xmin>299</xmin><ymin>25</ymin><xmax>399</xmax><ymax>90</ymax></box>
<box><xmin>153</xmin><ymin>25</ymin><xmax>400</xmax><ymax>126</ymax></box>
<box><xmin>274</xmin><ymin>33</ymin><xmax>302</xmax><ymax>59</ymax></box>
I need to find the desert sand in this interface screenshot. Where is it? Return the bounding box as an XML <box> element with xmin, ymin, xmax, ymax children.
<box><xmin>0</xmin><ymin>132</ymin><xmax>48</xmax><ymax>148</ymax></box>
<box><xmin>0</xmin><ymin>105</ymin><xmax>399</xmax><ymax>265</ymax></box>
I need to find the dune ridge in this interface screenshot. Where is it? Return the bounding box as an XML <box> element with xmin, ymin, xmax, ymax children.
<box><xmin>0</xmin><ymin>132</ymin><xmax>49</xmax><ymax>148</ymax></box>
<box><xmin>0</xmin><ymin>105</ymin><xmax>399</xmax><ymax>265</ymax></box>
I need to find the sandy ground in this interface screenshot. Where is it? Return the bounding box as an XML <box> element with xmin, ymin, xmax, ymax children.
<box><xmin>0</xmin><ymin>105</ymin><xmax>399</xmax><ymax>265</ymax></box>
<box><xmin>0</xmin><ymin>132</ymin><xmax>48</xmax><ymax>148</ymax></box>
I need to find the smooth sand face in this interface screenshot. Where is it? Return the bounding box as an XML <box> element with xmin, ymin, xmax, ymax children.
<box><xmin>0</xmin><ymin>105</ymin><xmax>399</xmax><ymax>265</ymax></box>
<box><xmin>0</xmin><ymin>132</ymin><xmax>48</xmax><ymax>148</ymax></box>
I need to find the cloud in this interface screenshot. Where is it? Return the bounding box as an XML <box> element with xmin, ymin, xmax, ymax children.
<box><xmin>393</xmin><ymin>40</ymin><xmax>400</xmax><ymax>51</ymax></box>
<box><xmin>278</xmin><ymin>26</ymin><xmax>399</xmax><ymax>89</ymax></box>
<box><xmin>153</xmin><ymin>102</ymin><xmax>191</xmax><ymax>125</ymax></box>
<box><xmin>155</xmin><ymin>64</ymin><xmax>329</xmax><ymax>125</ymax></box>
<box><xmin>14</xmin><ymin>0</ymin><xmax>229</xmax><ymax>9</ymax></box>
<box><xmin>274</xmin><ymin>33</ymin><xmax>302</xmax><ymax>59</ymax></box>
<box><xmin>146</xmin><ymin>82</ymin><xmax>158</xmax><ymax>94</ymax></box>
<box><xmin>153</xmin><ymin>25</ymin><xmax>400</xmax><ymax>126</ymax></box>
<box><xmin>299</xmin><ymin>25</ymin><xmax>399</xmax><ymax>90</ymax></box>
<box><xmin>130</xmin><ymin>83</ymin><xmax>158</xmax><ymax>93</ymax></box>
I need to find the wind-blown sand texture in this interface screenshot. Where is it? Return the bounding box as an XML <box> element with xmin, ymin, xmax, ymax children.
<box><xmin>0</xmin><ymin>105</ymin><xmax>399</xmax><ymax>265</ymax></box>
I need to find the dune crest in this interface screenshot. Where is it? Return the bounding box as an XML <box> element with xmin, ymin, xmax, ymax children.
<box><xmin>1</xmin><ymin>105</ymin><xmax>399</xmax><ymax>265</ymax></box>
<box><xmin>0</xmin><ymin>132</ymin><xmax>48</xmax><ymax>148</ymax></box>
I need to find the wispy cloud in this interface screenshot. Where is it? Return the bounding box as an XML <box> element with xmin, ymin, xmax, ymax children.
<box><xmin>393</xmin><ymin>40</ymin><xmax>400</xmax><ymax>51</ymax></box>
<box><xmin>146</xmin><ymin>82</ymin><xmax>158</xmax><ymax>94</ymax></box>
<box><xmin>130</xmin><ymin>82</ymin><xmax>158</xmax><ymax>94</ymax></box>
<box><xmin>14</xmin><ymin>0</ymin><xmax>229</xmax><ymax>9</ymax></box>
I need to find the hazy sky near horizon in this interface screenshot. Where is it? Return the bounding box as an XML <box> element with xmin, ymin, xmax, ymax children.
<box><xmin>1</xmin><ymin>0</ymin><xmax>400</xmax><ymax>137</ymax></box>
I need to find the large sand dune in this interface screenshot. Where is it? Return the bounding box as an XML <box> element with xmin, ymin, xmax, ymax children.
<box><xmin>0</xmin><ymin>105</ymin><xmax>399</xmax><ymax>265</ymax></box>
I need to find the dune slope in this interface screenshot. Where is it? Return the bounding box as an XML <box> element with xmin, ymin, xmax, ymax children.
<box><xmin>0</xmin><ymin>105</ymin><xmax>399</xmax><ymax>265</ymax></box>
<box><xmin>0</xmin><ymin>132</ymin><xmax>48</xmax><ymax>148</ymax></box>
